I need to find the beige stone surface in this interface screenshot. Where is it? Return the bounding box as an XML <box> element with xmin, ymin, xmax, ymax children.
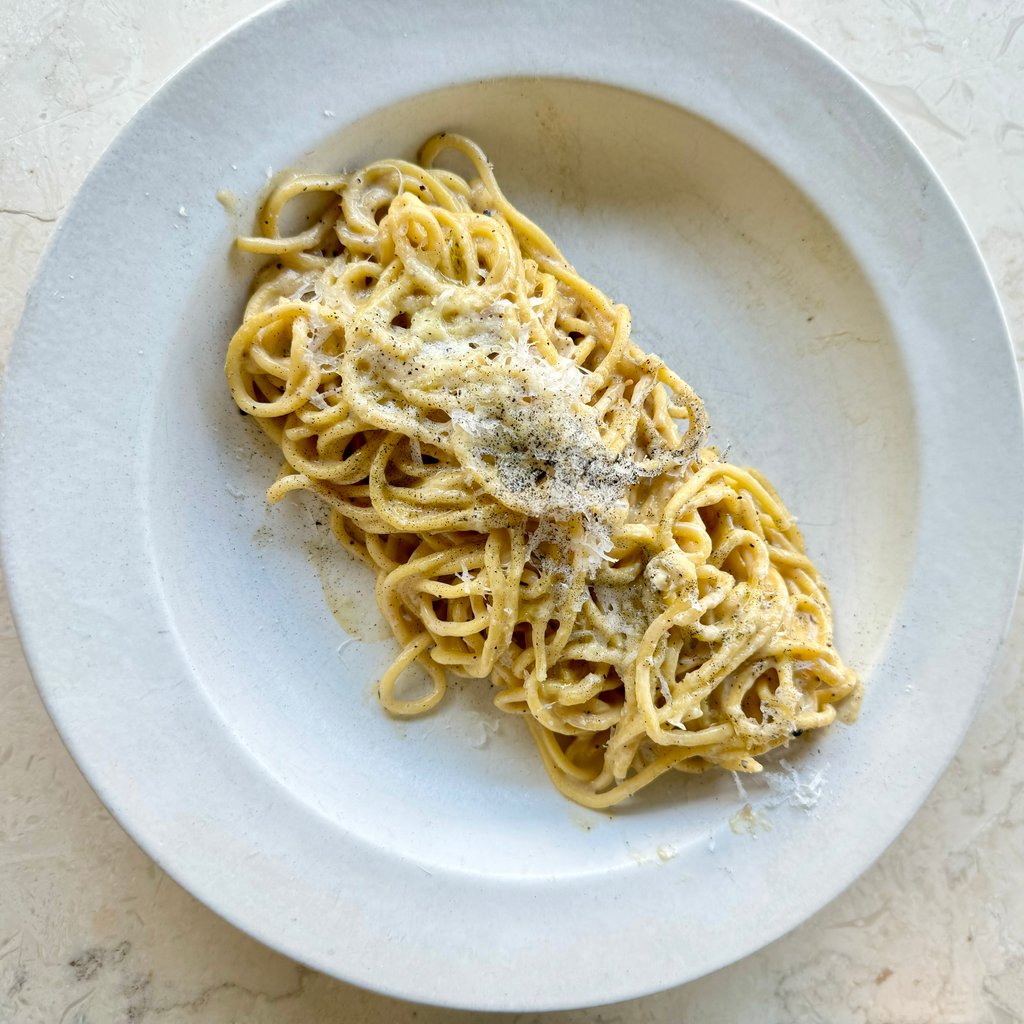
<box><xmin>1</xmin><ymin>2</ymin><xmax>1021</xmax><ymax>1020</ymax></box>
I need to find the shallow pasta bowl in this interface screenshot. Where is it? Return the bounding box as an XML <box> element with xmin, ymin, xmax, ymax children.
<box><xmin>1</xmin><ymin>0</ymin><xmax>1022</xmax><ymax>1011</ymax></box>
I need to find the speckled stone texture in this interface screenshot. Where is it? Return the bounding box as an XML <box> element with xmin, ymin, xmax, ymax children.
<box><xmin>1</xmin><ymin>2</ymin><xmax>1022</xmax><ymax>1021</ymax></box>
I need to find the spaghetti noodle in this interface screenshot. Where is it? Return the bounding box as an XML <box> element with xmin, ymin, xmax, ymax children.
<box><xmin>225</xmin><ymin>134</ymin><xmax>860</xmax><ymax>808</ymax></box>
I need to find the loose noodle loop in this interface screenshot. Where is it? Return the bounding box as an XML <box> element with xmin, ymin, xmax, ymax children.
<box><xmin>225</xmin><ymin>134</ymin><xmax>860</xmax><ymax>808</ymax></box>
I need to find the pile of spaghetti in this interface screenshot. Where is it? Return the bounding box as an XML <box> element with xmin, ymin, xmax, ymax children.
<box><xmin>225</xmin><ymin>134</ymin><xmax>860</xmax><ymax>808</ymax></box>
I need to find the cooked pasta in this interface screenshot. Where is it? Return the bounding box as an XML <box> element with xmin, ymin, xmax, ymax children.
<box><xmin>224</xmin><ymin>134</ymin><xmax>860</xmax><ymax>808</ymax></box>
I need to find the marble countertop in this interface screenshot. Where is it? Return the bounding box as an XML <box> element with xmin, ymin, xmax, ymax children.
<box><xmin>2</xmin><ymin>1</ymin><xmax>1022</xmax><ymax>1020</ymax></box>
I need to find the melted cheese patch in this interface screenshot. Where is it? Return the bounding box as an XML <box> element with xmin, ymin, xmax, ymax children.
<box><xmin>341</xmin><ymin>289</ymin><xmax>665</xmax><ymax>539</ymax></box>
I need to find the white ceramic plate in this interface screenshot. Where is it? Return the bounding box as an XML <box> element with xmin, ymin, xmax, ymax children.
<box><xmin>2</xmin><ymin>0</ymin><xmax>1022</xmax><ymax>1011</ymax></box>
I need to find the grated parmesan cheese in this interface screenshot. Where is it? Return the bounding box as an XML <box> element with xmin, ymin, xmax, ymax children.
<box><xmin>344</xmin><ymin>294</ymin><xmax>670</xmax><ymax>572</ymax></box>
<box><xmin>763</xmin><ymin>758</ymin><xmax>827</xmax><ymax>811</ymax></box>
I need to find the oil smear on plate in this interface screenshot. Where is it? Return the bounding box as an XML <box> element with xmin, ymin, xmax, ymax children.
<box><xmin>304</xmin><ymin>537</ymin><xmax>389</xmax><ymax>643</ymax></box>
